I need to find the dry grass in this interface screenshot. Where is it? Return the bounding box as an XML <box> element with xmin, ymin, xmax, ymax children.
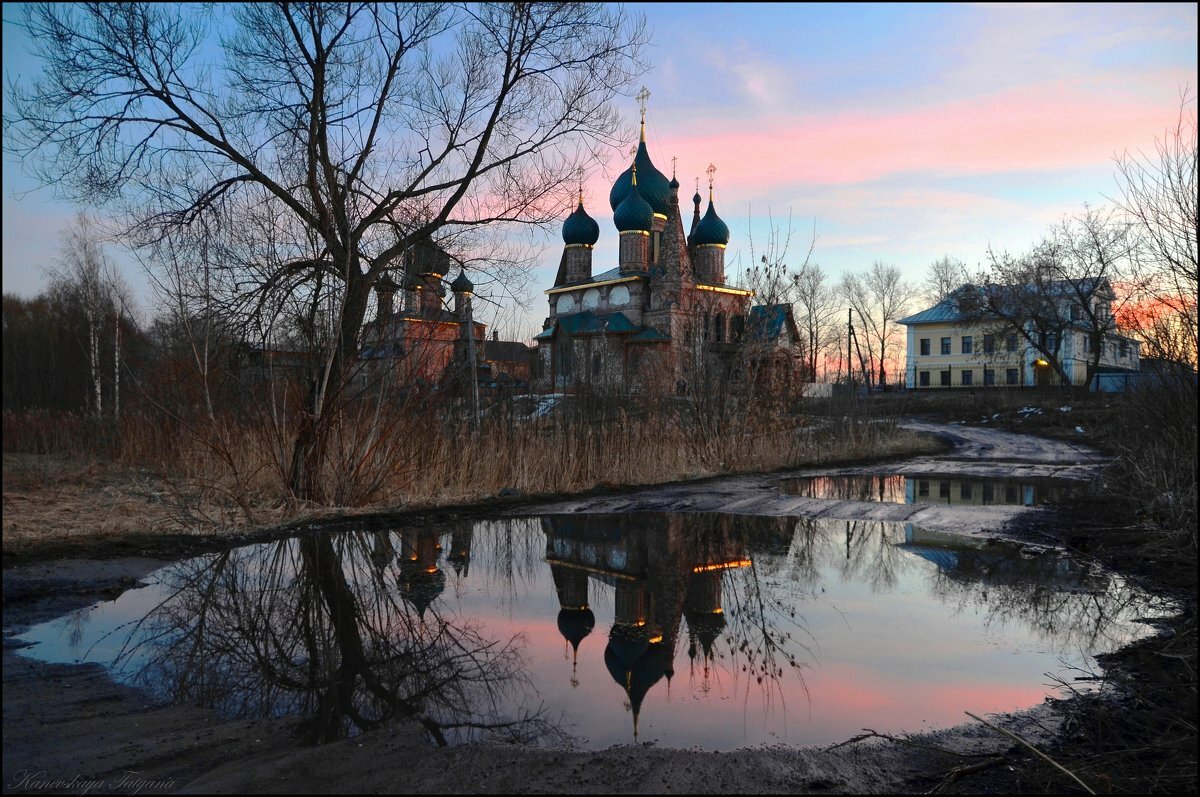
<box><xmin>2</xmin><ymin>403</ymin><xmax>940</xmax><ymax>560</ymax></box>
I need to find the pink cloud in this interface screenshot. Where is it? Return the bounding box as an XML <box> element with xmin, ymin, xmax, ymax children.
<box><xmin>651</xmin><ymin>75</ymin><xmax>1193</xmax><ymax>196</ymax></box>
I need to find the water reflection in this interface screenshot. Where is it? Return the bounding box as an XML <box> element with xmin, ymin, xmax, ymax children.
<box><xmin>781</xmin><ymin>474</ymin><xmax>1073</xmax><ymax>506</ymax></box>
<box><xmin>17</xmin><ymin>514</ymin><xmax>1165</xmax><ymax>751</ymax></box>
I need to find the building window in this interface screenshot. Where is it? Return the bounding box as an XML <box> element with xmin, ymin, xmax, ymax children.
<box><xmin>939</xmin><ymin>481</ymin><xmax>950</xmax><ymax>499</ymax></box>
<box><xmin>1082</xmin><ymin>335</ymin><xmax>1092</xmax><ymax>353</ymax></box>
<box><xmin>984</xmin><ymin>369</ymin><xmax>995</xmax><ymax>386</ymax></box>
<box><xmin>920</xmin><ymin>338</ymin><xmax>930</xmax><ymax>356</ymax></box>
<box><xmin>1006</xmin><ymin>333</ymin><xmax>1018</xmax><ymax>352</ymax></box>
<box><xmin>1119</xmin><ymin>339</ymin><xmax>1128</xmax><ymax>358</ymax></box>
<box><xmin>939</xmin><ymin>370</ymin><xmax>950</xmax><ymax>386</ymax></box>
<box><xmin>982</xmin><ymin>484</ymin><xmax>994</xmax><ymax>503</ymax></box>
<box><xmin>1005</xmin><ymin>368</ymin><xmax>1019</xmax><ymax>385</ymax></box>
<box><xmin>961</xmin><ymin>336</ymin><xmax>973</xmax><ymax>354</ymax></box>
<box><xmin>961</xmin><ymin>369</ymin><xmax>973</xmax><ymax>386</ymax></box>
<box><xmin>919</xmin><ymin>371</ymin><xmax>930</xmax><ymax>387</ymax></box>
<box><xmin>918</xmin><ymin>480</ymin><xmax>929</xmax><ymax>497</ymax></box>
<box><xmin>1070</xmin><ymin>303</ymin><xmax>1082</xmax><ymax>321</ymax></box>
<box><xmin>983</xmin><ymin>334</ymin><xmax>994</xmax><ymax>354</ymax></box>
<box><xmin>592</xmin><ymin>353</ymin><xmax>602</xmax><ymax>377</ymax></box>
<box><xmin>714</xmin><ymin>314</ymin><xmax>724</xmax><ymax>343</ymax></box>
<box><xmin>940</xmin><ymin>337</ymin><xmax>951</xmax><ymax>355</ymax></box>
<box><xmin>961</xmin><ymin>482</ymin><xmax>973</xmax><ymax>500</ymax></box>
<box><xmin>731</xmin><ymin>316</ymin><xmax>744</xmax><ymax>342</ymax></box>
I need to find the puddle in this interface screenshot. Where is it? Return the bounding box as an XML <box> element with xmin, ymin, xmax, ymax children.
<box><xmin>15</xmin><ymin>514</ymin><xmax>1164</xmax><ymax>751</ymax></box>
<box><xmin>781</xmin><ymin>474</ymin><xmax>1075</xmax><ymax>506</ymax></box>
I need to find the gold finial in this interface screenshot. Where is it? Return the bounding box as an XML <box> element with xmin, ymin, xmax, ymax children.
<box><xmin>576</xmin><ymin>167</ymin><xmax>585</xmax><ymax>204</ymax></box>
<box><xmin>631</xmin><ymin>160</ymin><xmax>638</xmax><ymax>187</ymax></box>
<box><xmin>706</xmin><ymin>163</ymin><xmax>717</xmax><ymax>200</ymax></box>
<box><xmin>695</xmin><ymin>177</ymin><xmax>700</xmax><ymax>195</ymax></box>
<box><xmin>636</xmin><ymin>85</ymin><xmax>650</xmax><ymax>120</ymax></box>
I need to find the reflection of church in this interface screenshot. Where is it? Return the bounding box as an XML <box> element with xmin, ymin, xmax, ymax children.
<box><xmin>542</xmin><ymin>514</ymin><xmax>751</xmax><ymax>738</ymax></box>
<box><xmin>534</xmin><ymin>91</ymin><xmax>802</xmax><ymax>392</ymax></box>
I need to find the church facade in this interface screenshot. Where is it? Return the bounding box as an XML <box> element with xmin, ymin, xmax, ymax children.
<box><xmin>534</xmin><ymin>105</ymin><xmax>801</xmax><ymax>394</ymax></box>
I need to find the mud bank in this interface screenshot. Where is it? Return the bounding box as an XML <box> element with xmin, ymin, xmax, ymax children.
<box><xmin>1</xmin><ymin>422</ymin><xmax>1125</xmax><ymax>794</ymax></box>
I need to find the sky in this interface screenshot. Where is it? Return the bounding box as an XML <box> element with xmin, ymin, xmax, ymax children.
<box><xmin>3</xmin><ymin>3</ymin><xmax>1197</xmax><ymax>339</ymax></box>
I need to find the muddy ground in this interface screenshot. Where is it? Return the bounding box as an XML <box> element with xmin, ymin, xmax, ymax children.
<box><xmin>1</xmin><ymin>421</ymin><xmax>1185</xmax><ymax>794</ymax></box>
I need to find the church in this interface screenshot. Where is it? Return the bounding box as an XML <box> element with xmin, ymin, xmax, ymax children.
<box><xmin>534</xmin><ymin>95</ymin><xmax>802</xmax><ymax>393</ymax></box>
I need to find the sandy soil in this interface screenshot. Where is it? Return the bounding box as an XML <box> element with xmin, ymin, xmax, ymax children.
<box><xmin>2</xmin><ymin>422</ymin><xmax>1111</xmax><ymax>794</ymax></box>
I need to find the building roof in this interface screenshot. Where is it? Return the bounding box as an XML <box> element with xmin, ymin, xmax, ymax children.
<box><xmin>897</xmin><ymin>298</ymin><xmax>965</xmax><ymax>325</ymax></box>
<box><xmin>484</xmin><ymin>340</ymin><xmax>532</xmax><ymax>362</ymax></box>
<box><xmin>533</xmin><ymin>310</ymin><xmax>641</xmax><ymax>339</ymax></box>
<box><xmin>629</xmin><ymin>327</ymin><xmax>671</xmax><ymax>342</ymax></box>
<box><xmin>748</xmin><ymin>304</ymin><xmax>799</xmax><ymax>342</ymax></box>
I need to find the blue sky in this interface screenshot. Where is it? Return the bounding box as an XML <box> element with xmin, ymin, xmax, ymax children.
<box><xmin>3</xmin><ymin>3</ymin><xmax>1196</xmax><ymax>338</ymax></box>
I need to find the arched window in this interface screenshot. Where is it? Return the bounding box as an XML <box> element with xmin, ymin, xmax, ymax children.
<box><xmin>556</xmin><ymin>293</ymin><xmax>576</xmax><ymax>314</ymax></box>
<box><xmin>714</xmin><ymin>313</ymin><xmax>724</xmax><ymax>343</ymax></box>
<box><xmin>582</xmin><ymin>288</ymin><xmax>601</xmax><ymax>310</ymax></box>
<box><xmin>609</xmin><ymin>285</ymin><xmax>630</xmax><ymax>306</ymax></box>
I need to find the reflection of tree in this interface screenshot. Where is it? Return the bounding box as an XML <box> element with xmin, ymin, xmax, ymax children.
<box><xmin>905</xmin><ymin>532</ymin><xmax>1161</xmax><ymax>654</ymax></box>
<box><xmin>111</xmin><ymin>530</ymin><xmax>555</xmax><ymax>746</ymax></box>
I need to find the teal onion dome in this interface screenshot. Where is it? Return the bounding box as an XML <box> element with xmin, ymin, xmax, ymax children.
<box><xmin>669</xmin><ymin>175</ymin><xmax>680</xmax><ymax>190</ymax></box>
<box><xmin>691</xmin><ymin>199</ymin><xmax>730</xmax><ymax>246</ymax></box>
<box><xmin>450</xmin><ymin>270</ymin><xmax>473</xmax><ymax>294</ymax></box>
<box><xmin>692</xmin><ymin>190</ymin><xmax>702</xmax><ymax>206</ymax></box>
<box><xmin>562</xmin><ymin>200</ymin><xmax>600</xmax><ymax>246</ymax></box>
<box><xmin>613</xmin><ymin>172</ymin><xmax>655</xmax><ymax>233</ymax></box>
<box><xmin>609</xmin><ymin>139</ymin><xmax>672</xmax><ymax>217</ymax></box>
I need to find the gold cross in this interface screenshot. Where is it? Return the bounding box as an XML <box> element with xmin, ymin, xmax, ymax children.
<box><xmin>671</xmin><ymin>155</ymin><xmax>677</xmax><ymax>177</ymax></box>
<box><xmin>706</xmin><ymin>163</ymin><xmax>716</xmax><ymax>189</ymax></box>
<box><xmin>636</xmin><ymin>86</ymin><xmax>650</xmax><ymax>119</ymax></box>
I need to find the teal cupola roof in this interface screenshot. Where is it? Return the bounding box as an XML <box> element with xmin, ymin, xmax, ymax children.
<box><xmin>562</xmin><ymin>192</ymin><xmax>600</xmax><ymax>246</ymax></box>
<box><xmin>613</xmin><ymin>164</ymin><xmax>655</xmax><ymax>233</ymax></box>
<box><xmin>609</xmin><ymin>120</ymin><xmax>672</xmax><ymax>217</ymax></box>
<box><xmin>450</xmin><ymin>270</ymin><xmax>473</xmax><ymax>294</ymax></box>
<box><xmin>691</xmin><ymin>188</ymin><xmax>730</xmax><ymax>246</ymax></box>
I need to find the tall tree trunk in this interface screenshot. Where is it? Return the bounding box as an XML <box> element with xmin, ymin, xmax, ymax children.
<box><xmin>113</xmin><ymin>312</ymin><xmax>121</xmax><ymax>420</ymax></box>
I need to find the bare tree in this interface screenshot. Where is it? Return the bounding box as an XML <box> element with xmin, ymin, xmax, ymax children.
<box><xmin>48</xmin><ymin>213</ymin><xmax>134</xmax><ymax>417</ymax></box>
<box><xmin>922</xmin><ymin>255</ymin><xmax>967</xmax><ymax>308</ymax></box>
<box><xmin>840</xmin><ymin>262</ymin><xmax>916</xmax><ymax>388</ymax></box>
<box><xmin>1113</xmin><ymin>97</ymin><xmax>1198</xmax><ymax>366</ymax></box>
<box><xmin>9</xmin><ymin>3</ymin><xmax>647</xmax><ymax>501</ymax></box>
<box><xmin>964</xmin><ymin>207</ymin><xmax>1135</xmax><ymax>391</ymax></box>
<box><xmin>791</xmin><ymin>263</ymin><xmax>841</xmax><ymax>381</ymax></box>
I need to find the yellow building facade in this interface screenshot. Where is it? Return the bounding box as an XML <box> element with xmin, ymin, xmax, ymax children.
<box><xmin>900</xmin><ymin>289</ymin><xmax>1140</xmax><ymax>390</ymax></box>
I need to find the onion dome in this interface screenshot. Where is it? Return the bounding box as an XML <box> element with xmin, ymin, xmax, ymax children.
<box><xmin>692</xmin><ymin>190</ymin><xmax>702</xmax><ymax>206</ymax></box>
<box><xmin>562</xmin><ymin>198</ymin><xmax>600</xmax><ymax>246</ymax></box>
<box><xmin>691</xmin><ymin>195</ymin><xmax>730</xmax><ymax>246</ymax></box>
<box><xmin>613</xmin><ymin>166</ymin><xmax>655</xmax><ymax>233</ymax></box>
<box><xmin>450</xmin><ymin>270</ymin><xmax>473</xmax><ymax>294</ymax></box>
<box><xmin>669</xmin><ymin>175</ymin><xmax>680</xmax><ymax>191</ymax></box>
<box><xmin>609</xmin><ymin>136</ymin><xmax>672</xmax><ymax>217</ymax></box>
<box><xmin>557</xmin><ymin>607</ymin><xmax>596</xmax><ymax>652</ymax></box>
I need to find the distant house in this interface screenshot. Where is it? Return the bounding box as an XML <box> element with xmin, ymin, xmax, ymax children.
<box><xmin>899</xmin><ymin>280</ymin><xmax>1141</xmax><ymax>390</ymax></box>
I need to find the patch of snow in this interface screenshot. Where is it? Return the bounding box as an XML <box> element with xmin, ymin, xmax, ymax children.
<box><xmin>1058</xmin><ymin>406</ymin><xmax>1072</xmax><ymax>413</ymax></box>
<box><xmin>1074</xmin><ymin>426</ymin><xmax>1086</xmax><ymax>434</ymax></box>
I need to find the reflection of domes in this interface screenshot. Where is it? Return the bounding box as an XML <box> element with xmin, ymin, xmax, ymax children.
<box><xmin>685</xmin><ymin>609</ymin><xmax>726</xmax><ymax>659</ymax></box>
<box><xmin>605</xmin><ymin>640</ymin><xmax>670</xmax><ymax>738</ymax></box>
<box><xmin>398</xmin><ymin>565</ymin><xmax>446</xmax><ymax>618</ymax></box>
<box><xmin>563</xmin><ymin>201</ymin><xmax>600</xmax><ymax>246</ymax></box>
<box><xmin>691</xmin><ymin>200</ymin><xmax>730</xmax><ymax>246</ymax></box>
<box><xmin>606</xmin><ymin>623</ymin><xmax>651</xmax><ymax>671</ymax></box>
<box><xmin>609</xmin><ymin>139</ymin><xmax>671</xmax><ymax>218</ymax></box>
<box><xmin>557</xmin><ymin>607</ymin><xmax>596</xmax><ymax>650</ymax></box>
